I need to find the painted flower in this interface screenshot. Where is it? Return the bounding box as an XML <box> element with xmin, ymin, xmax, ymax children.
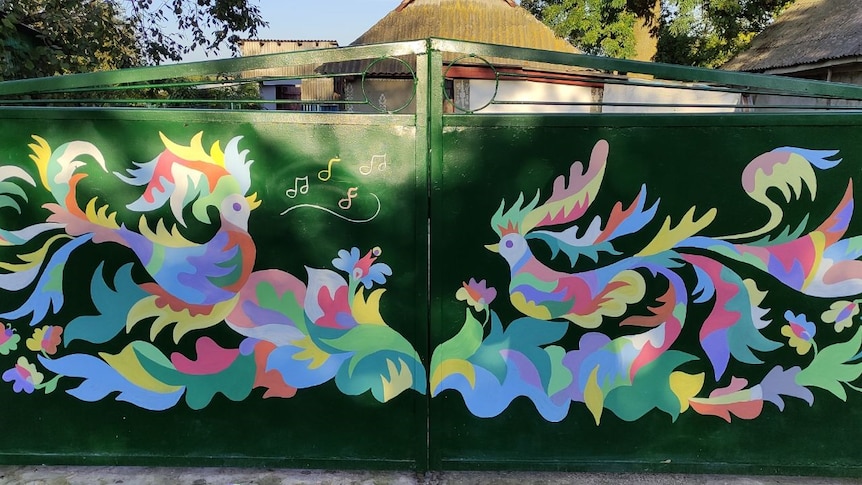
<box><xmin>26</xmin><ymin>326</ymin><xmax>63</xmax><ymax>355</ymax></box>
<box><xmin>332</xmin><ymin>246</ymin><xmax>392</xmax><ymax>289</ymax></box>
<box><xmin>2</xmin><ymin>356</ymin><xmax>43</xmax><ymax>394</ymax></box>
<box><xmin>0</xmin><ymin>323</ymin><xmax>20</xmax><ymax>355</ymax></box>
<box><xmin>821</xmin><ymin>300</ymin><xmax>860</xmax><ymax>333</ymax></box>
<box><xmin>781</xmin><ymin>310</ymin><xmax>816</xmax><ymax>355</ymax></box>
<box><xmin>456</xmin><ymin>278</ymin><xmax>497</xmax><ymax>312</ymax></box>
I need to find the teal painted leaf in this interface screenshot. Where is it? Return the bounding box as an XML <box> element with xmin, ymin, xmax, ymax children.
<box><xmin>65</xmin><ymin>263</ymin><xmax>147</xmax><ymax>345</ymax></box>
<box><xmin>723</xmin><ymin>268</ymin><xmax>780</xmax><ymax>364</ymax></box>
<box><xmin>476</xmin><ymin>315</ymin><xmax>568</xmax><ymax>390</ymax></box>
<box><xmin>136</xmin><ymin>340</ymin><xmax>256</xmax><ymax>410</ymax></box>
<box><xmin>469</xmin><ymin>313</ymin><xmax>508</xmax><ymax>383</ymax></box>
<box><xmin>334</xmin><ymin>348</ymin><xmax>426</xmax><ymax>402</ymax></box>
<box><xmin>604</xmin><ymin>350</ymin><xmax>697</xmax><ymax>422</ymax></box>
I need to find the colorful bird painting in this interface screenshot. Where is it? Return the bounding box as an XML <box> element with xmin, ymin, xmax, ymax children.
<box><xmin>0</xmin><ymin>132</ymin><xmax>425</xmax><ymax>410</ymax></box>
<box><xmin>433</xmin><ymin>138</ymin><xmax>862</xmax><ymax>425</ymax></box>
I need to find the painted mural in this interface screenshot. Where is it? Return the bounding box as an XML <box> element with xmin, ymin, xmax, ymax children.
<box><xmin>4</xmin><ymin>129</ymin><xmax>862</xmax><ymax>428</ymax></box>
<box><xmin>431</xmin><ymin>139</ymin><xmax>862</xmax><ymax>424</ymax></box>
<box><xmin>0</xmin><ymin>132</ymin><xmax>425</xmax><ymax>410</ymax></box>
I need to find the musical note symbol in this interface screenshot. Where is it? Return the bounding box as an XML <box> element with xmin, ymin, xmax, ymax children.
<box><xmin>318</xmin><ymin>157</ymin><xmax>341</xmax><ymax>182</ymax></box>
<box><xmin>339</xmin><ymin>187</ymin><xmax>359</xmax><ymax>210</ymax></box>
<box><xmin>285</xmin><ymin>176</ymin><xmax>309</xmax><ymax>198</ymax></box>
<box><xmin>360</xmin><ymin>154</ymin><xmax>388</xmax><ymax>175</ymax></box>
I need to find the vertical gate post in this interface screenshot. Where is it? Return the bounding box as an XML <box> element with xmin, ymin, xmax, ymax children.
<box><xmin>413</xmin><ymin>39</ymin><xmax>437</xmax><ymax>472</ymax></box>
<box><xmin>424</xmin><ymin>41</ymin><xmax>447</xmax><ymax>472</ymax></box>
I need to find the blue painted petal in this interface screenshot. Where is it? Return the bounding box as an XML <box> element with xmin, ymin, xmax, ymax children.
<box><xmin>39</xmin><ymin>354</ymin><xmax>184</xmax><ymax>411</ymax></box>
<box><xmin>266</xmin><ymin>345</ymin><xmax>351</xmax><ymax>389</ymax></box>
<box><xmin>0</xmin><ymin>235</ymin><xmax>91</xmax><ymax>324</ymax></box>
<box><xmin>774</xmin><ymin>147</ymin><xmax>841</xmax><ymax>169</ymax></box>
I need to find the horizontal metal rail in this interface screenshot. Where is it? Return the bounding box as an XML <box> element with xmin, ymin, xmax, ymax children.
<box><xmin>1</xmin><ymin>38</ymin><xmax>861</xmax><ymax>112</ymax></box>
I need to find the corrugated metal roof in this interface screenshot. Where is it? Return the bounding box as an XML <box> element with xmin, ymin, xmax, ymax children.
<box><xmin>723</xmin><ymin>0</ymin><xmax>862</xmax><ymax>72</ymax></box>
<box><xmin>238</xmin><ymin>39</ymin><xmax>340</xmax><ymax>78</ymax></box>
<box><xmin>318</xmin><ymin>0</ymin><xmax>580</xmax><ymax>76</ymax></box>
<box><xmin>239</xmin><ymin>39</ymin><xmax>339</xmax><ymax>44</ymax></box>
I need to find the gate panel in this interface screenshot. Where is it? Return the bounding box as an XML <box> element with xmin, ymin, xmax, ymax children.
<box><xmin>0</xmin><ymin>109</ymin><xmax>427</xmax><ymax>467</ymax></box>
<box><xmin>430</xmin><ymin>114</ymin><xmax>862</xmax><ymax>474</ymax></box>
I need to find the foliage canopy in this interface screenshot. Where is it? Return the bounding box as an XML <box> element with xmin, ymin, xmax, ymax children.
<box><xmin>521</xmin><ymin>0</ymin><xmax>797</xmax><ymax>67</ymax></box>
<box><xmin>0</xmin><ymin>0</ymin><xmax>267</xmax><ymax>80</ymax></box>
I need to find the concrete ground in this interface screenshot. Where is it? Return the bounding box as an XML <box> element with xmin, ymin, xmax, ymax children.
<box><xmin>0</xmin><ymin>468</ymin><xmax>860</xmax><ymax>485</ymax></box>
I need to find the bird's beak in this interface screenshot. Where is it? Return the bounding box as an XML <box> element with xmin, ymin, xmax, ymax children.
<box><xmin>485</xmin><ymin>243</ymin><xmax>499</xmax><ymax>253</ymax></box>
<box><xmin>246</xmin><ymin>193</ymin><xmax>261</xmax><ymax>210</ymax></box>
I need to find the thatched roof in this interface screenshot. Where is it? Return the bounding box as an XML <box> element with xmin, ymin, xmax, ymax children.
<box><xmin>723</xmin><ymin>0</ymin><xmax>862</xmax><ymax>72</ymax></box>
<box><xmin>352</xmin><ymin>0</ymin><xmax>576</xmax><ymax>52</ymax></box>
<box><xmin>318</xmin><ymin>0</ymin><xmax>579</xmax><ymax>76</ymax></box>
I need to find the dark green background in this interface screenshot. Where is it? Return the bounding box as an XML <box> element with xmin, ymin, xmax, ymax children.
<box><xmin>0</xmin><ymin>108</ymin><xmax>427</xmax><ymax>468</ymax></box>
<box><xmin>430</xmin><ymin>114</ymin><xmax>862</xmax><ymax>475</ymax></box>
<box><xmin>3</xmin><ymin>108</ymin><xmax>862</xmax><ymax>475</ymax></box>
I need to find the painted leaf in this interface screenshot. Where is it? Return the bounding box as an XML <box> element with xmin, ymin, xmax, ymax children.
<box><xmin>64</xmin><ymin>263</ymin><xmax>147</xmax><ymax>345</ymax></box>
<box><xmin>335</xmin><ymin>350</ymin><xmax>425</xmax><ymax>402</ymax></box>
<box><xmin>38</xmin><ymin>354</ymin><xmax>184</xmax><ymax>411</ymax></box>
<box><xmin>265</xmin><ymin>337</ymin><xmax>349</xmax><ymax>389</ymax></box>
<box><xmin>137</xmin><ymin>338</ymin><xmax>256</xmax><ymax>410</ymax></box>
<box><xmin>0</xmin><ymin>235</ymin><xmax>90</xmax><ymax>324</ymax></box>
<box><xmin>429</xmin><ymin>308</ymin><xmax>483</xmax><ymax>392</ymax></box>
<box><xmin>687</xmin><ymin>255</ymin><xmax>778</xmax><ymax>379</ymax></box>
<box><xmin>322</xmin><ymin>322</ymin><xmax>424</xmax><ymax>381</ymax></box>
<box><xmin>603</xmin><ymin>350</ymin><xmax>700</xmax><ymax>422</ymax></box>
<box><xmin>796</xmin><ymin>327</ymin><xmax>862</xmax><ymax>400</ymax></box>
<box><xmin>759</xmin><ymin>365</ymin><xmax>814</xmax><ymax>410</ymax></box>
<box><xmin>689</xmin><ymin>377</ymin><xmax>763</xmax><ymax>422</ymax></box>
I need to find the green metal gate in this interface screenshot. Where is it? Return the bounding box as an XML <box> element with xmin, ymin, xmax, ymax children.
<box><xmin>3</xmin><ymin>39</ymin><xmax>862</xmax><ymax>475</ymax></box>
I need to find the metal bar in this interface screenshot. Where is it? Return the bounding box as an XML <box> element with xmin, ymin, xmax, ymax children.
<box><xmin>0</xmin><ymin>99</ymin><xmax>373</xmax><ymax>107</ymax></box>
<box><xmin>0</xmin><ymin>40</ymin><xmax>428</xmax><ymax>96</ymax></box>
<box><xmin>484</xmin><ymin>100</ymin><xmax>862</xmax><ymax>110</ymax></box>
<box><xmin>494</xmin><ymin>70</ymin><xmax>848</xmax><ymax>100</ymax></box>
<box><xmin>440</xmin><ymin>111</ymin><xmax>862</xmax><ymax>128</ymax></box>
<box><xmin>412</xmin><ymin>39</ymin><xmax>432</xmax><ymax>473</ymax></box>
<box><xmin>425</xmin><ymin>42</ymin><xmax>446</xmax><ymax>473</ymax></box>
<box><xmin>429</xmin><ymin>38</ymin><xmax>862</xmax><ymax>101</ymax></box>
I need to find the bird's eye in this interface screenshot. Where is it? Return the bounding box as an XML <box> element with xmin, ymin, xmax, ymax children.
<box><xmin>505</xmin><ymin>240</ymin><xmax>514</xmax><ymax>248</ymax></box>
<box><xmin>232</xmin><ymin>202</ymin><xmax>242</xmax><ymax>212</ymax></box>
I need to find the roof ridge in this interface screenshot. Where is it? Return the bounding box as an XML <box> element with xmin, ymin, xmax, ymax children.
<box><xmin>396</xmin><ymin>0</ymin><xmax>516</xmax><ymax>11</ymax></box>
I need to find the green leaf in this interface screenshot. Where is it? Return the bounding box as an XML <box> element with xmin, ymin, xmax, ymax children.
<box><xmin>255</xmin><ymin>281</ymin><xmax>307</xmax><ymax>333</ymax></box>
<box><xmin>322</xmin><ymin>323</ymin><xmax>422</xmax><ymax>378</ymax></box>
<box><xmin>604</xmin><ymin>350</ymin><xmax>698</xmax><ymax>421</ymax></box>
<box><xmin>429</xmin><ymin>309</ymin><xmax>484</xmax><ymax>377</ymax></box>
<box><xmin>137</xmin><ymin>344</ymin><xmax>255</xmax><ymax>410</ymax></box>
<box><xmin>797</xmin><ymin>327</ymin><xmax>862</xmax><ymax>400</ymax></box>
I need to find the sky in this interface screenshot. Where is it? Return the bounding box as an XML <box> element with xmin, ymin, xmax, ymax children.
<box><xmin>181</xmin><ymin>0</ymin><xmax>399</xmax><ymax>61</ymax></box>
<box><xmin>181</xmin><ymin>0</ymin><xmax>521</xmax><ymax>61</ymax></box>
<box><xmin>256</xmin><ymin>0</ymin><xmax>397</xmax><ymax>45</ymax></box>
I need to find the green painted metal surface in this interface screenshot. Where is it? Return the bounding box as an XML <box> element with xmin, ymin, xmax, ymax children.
<box><xmin>2</xmin><ymin>39</ymin><xmax>862</xmax><ymax>474</ymax></box>
<box><xmin>429</xmin><ymin>114</ymin><xmax>862</xmax><ymax>475</ymax></box>
<box><xmin>0</xmin><ymin>109</ymin><xmax>427</xmax><ymax>468</ymax></box>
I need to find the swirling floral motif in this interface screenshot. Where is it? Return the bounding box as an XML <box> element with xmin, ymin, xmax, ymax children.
<box><xmin>333</xmin><ymin>246</ymin><xmax>392</xmax><ymax>288</ymax></box>
<box><xmin>0</xmin><ymin>133</ymin><xmax>425</xmax><ymax>410</ymax></box>
<box><xmin>2</xmin><ymin>356</ymin><xmax>43</xmax><ymax>394</ymax></box>
<box><xmin>434</xmin><ymin>139</ymin><xmax>862</xmax><ymax>424</ymax></box>
<box><xmin>782</xmin><ymin>311</ymin><xmax>817</xmax><ymax>355</ymax></box>
<box><xmin>26</xmin><ymin>325</ymin><xmax>63</xmax><ymax>355</ymax></box>
<box><xmin>456</xmin><ymin>278</ymin><xmax>496</xmax><ymax>312</ymax></box>
<box><xmin>822</xmin><ymin>300</ymin><xmax>860</xmax><ymax>333</ymax></box>
<box><xmin>0</xmin><ymin>324</ymin><xmax>20</xmax><ymax>355</ymax></box>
